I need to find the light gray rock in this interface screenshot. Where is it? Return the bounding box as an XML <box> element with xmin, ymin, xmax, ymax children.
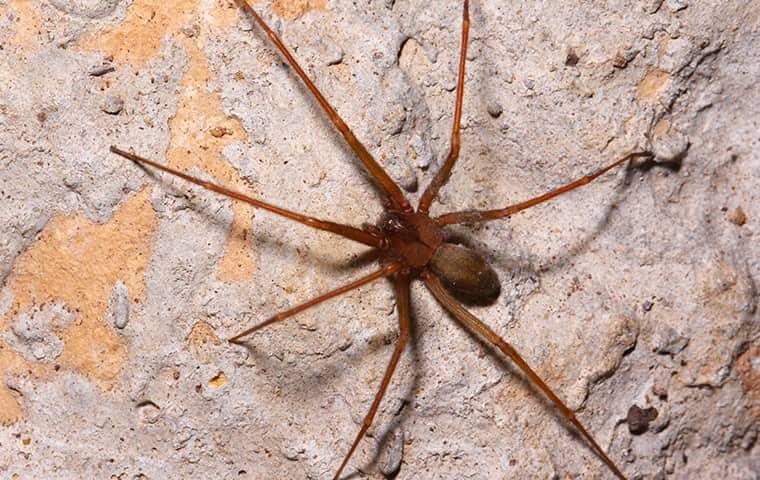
<box><xmin>0</xmin><ymin>1</ymin><xmax>757</xmax><ymax>479</ymax></box>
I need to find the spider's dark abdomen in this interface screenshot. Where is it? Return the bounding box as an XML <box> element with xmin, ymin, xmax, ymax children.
<box><xmin>379</xmin><ymin>211</ymin><xmax>443</xmax><ymax>268</ymax></box>
<box><xmin>429</xmin><ymin>243</ymin><xmax>500</xmax><ymax>304</ymax></box>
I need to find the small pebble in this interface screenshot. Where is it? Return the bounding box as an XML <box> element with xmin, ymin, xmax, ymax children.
<box><xmin>209</xmin><ymin>126</ymin><xmax>232</xmax><ymax>138</ymax></box>
<box><xmin>487</xmin><ymin>101</ymin><xmax>503</xmax><ymax>118</ymax></box>
<box><xmin>652</xmin><ymin>127</ymin><xmax>689</xmax><ymax>161</ymax></box>
<box><xmin>654</xmin><ymin>326</ymin><xmax>689</xmax><ymax>355</ymax></box>
<box><xmin>88</xmin><ymin>64</ymin><xmax>115</xmax><ymax>77</ymax></box>
<box><xmin>613</xmin><ymin>52</ymin><xmax>628</xmax><ymax>68</ymax></box>
<box><xmin>627</xmin><ymin>404</ymin><xmax>658</xmax><ymax>434</ymax></box>
<box><xmin>666</xmin><ymin>0</ymin><xmax>688</xmax><ymax>12</ymax></box>
<box><xmin>111</xmin><ymin>281</ymin><xmax>130</xmax><ymax>329</ymax></box>
<box><xmin>379</xmin><ymin>429</ymin><xmax>405</xmax><ymax>478</ymax></box>
<box><xmin>102</xmin><ymin>95</ymin><xmax>124</xmax><ymax>115</ymax></box>
<box><xmin>409</xmin><ymin>134</ymin><xmax>432</xmax><ymax>170</ymax></box>
<box><xmin>565</xmin><ymin>49</ymin><xmax>580</xmax><ymax>66</ymax></box>
<box><xmin>136</xmin><ymin>400</ymin><xmax>161</xmax><ymax>424</ymax></box>
<box><xmin>727</xmin><ymin>206</ymin><xmax>747</xmax><ymax>226</ymax></box>
<box><xmin>325</xmin><ymin>45</ymin><xmax>344</xmax><ymax>66</ymax></box>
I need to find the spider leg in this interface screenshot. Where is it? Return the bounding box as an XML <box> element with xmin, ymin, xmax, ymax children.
<box><xmin>418</xmin><ymin>0</ymin><xmax>470</xmax><ymax>213</ymax></box>
<box><xmin>422</xmin><ymin>271</ymin><xmax>628</xmax><ymax>480</ymax></box>
<box><xmin>333</xmin><ymin>272</ymin><xmax>411</xmax><ymax>480</ymax></box>
<box><xmin>110</xmin><ymin>146</ymin><xmax>382</xmax><ymax>248</ymax></box>
<box><xmin>229</xmin><ymin>263</ymin><xmax>401</xmax><ymax>343</ymax></box>
<box><xmin>436</xmin><ymin>151</ymin><xmax>652</xmax><ymax>226</ymax></box>
<box><xmin>232</xmin><ymin>0</ymin><xmax>410</xmax><ymax>212</ymax></box>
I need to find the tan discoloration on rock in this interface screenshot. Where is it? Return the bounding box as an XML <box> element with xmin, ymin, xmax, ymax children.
<box><xmin>728</xmin><ymin>206</ymin><xmax>747</xmax><ymax>226</ymax></box>
<box><xmin>0</xmin><ymin>341</ymin><xmax>28</xmax><ymax>426</ymax></box>
<box><xmin>653</xmin><ymin>119</ymin><xmax>670</xmax><ymax>137</ymax></box>
<box><xmin>684</xmin><ymin>259</ymin><xmax>754</xmax><ymax>387</ymax></box>
<box><xmin>637</xmin><ymin>68</ymin><xmax>670</xmax><ymax>101</ymax></box>
<box><xmin>272</xmin><ymin>0</ymin><xmax>326</xmax><ymax>20</ymax></box>
<box><xmin>2</xmin><ymin>189</ymin><xmax>156</xmax><ymax>394</ymax></box>
<box><xmin>187</xmin><ymin>320</ymin><xmax>223</xmax><ymax>363</ymax></box>
<box><xmin>0</xmin><ymin>387</ymin><xmax>23</xmax><ymax>426</ymax></box>
<box><xmin>736</xmin><ymin>345</ymin><xmax>760</xmax><ymax>419</ymax></box>
<box><xmin>76</xmin><ymin>0</ymin><xmax>238</xmax><ymax>65</ymax></box>
<box><xmin>78</xmin><ymin>0</ymin><xmax>256</xmax><ymax>282</ymax></box>
<box><xmin>209</xmin><ymin>371</ymin><xmax>227</xmax><ymax>388</ymax></box>
<box><xmin>8</xmin><ymin>0</ymin><xmax>42</xmax><ymax>50</ymax></box>
<box><xmin>187</xmin><ymin>320</ymin><xmax>222</xmax><ymax>347</ymax></box>
<box><xmin>166</xmin><ymin>33</ymin><xmax>255</xmax><ymax>282</ymax></box>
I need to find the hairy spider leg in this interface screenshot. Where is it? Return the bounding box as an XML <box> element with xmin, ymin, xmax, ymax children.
<box><xmin>436</xmin><ymin>151</ymin><xmax>652</xmax><ymax>226</ymax></box>
<box><xmin>232</xmin><ymin>0</ymin><xmax>410</xmax><ymax>212</ymax></box>
<box><xmin>423</xmin><ymin>271</ymin><xmax>627</xmax><ymax>480</ymax></box>
<box><xmin>229</xmin><ymin>263</ymin><xmax>401</xmax><ymax>343</ymax></box>
<box><xmin>333</xmin><ymin>272</ymin><xmax>412</xmax><ymax>480</ymax></box>
<box><xmin>418</xmin><ymin>0</ymin><xmax>470</xmax><ymax>213</ymax></box>
<box><xmin>110</xmin><ymin>147</ymin><xmax>381</xmax><ymax>247</ymax></box>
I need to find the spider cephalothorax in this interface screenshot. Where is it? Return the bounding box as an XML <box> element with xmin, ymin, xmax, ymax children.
<box><xmin>110</xmin><ymin>0</ymin><xmax>652</xmax><ymax>478</ymax></box>
<box><xmin>375</xmin><ymin>211</ymin><xmax>442</xmax><ymax>268</ymax></box>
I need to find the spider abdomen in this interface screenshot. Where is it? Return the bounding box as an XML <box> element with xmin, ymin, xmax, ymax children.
<box><xmin>429</xmin><ymin>243</ymin><xmax>500</xmax><ymax>304</ymax></box>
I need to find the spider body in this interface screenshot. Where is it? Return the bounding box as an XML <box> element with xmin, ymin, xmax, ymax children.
<box><xmin>373</xmin><ymin>208</ymin><xmax>500</xmax><ymax>303</ymax></box>
<box><xmin>109</xmin><ymin>0</ymin><xmax>654</xmax><ymax>478</ymax></box>
<box><xmin>375</xmin><ymin>210</ymin><xmax>442</xmax><ymax>268</ymax></box>
<box><xmin>429</xmin><ymin>242</ymin><xmax>501</xmax><ymax>303</ymax></box>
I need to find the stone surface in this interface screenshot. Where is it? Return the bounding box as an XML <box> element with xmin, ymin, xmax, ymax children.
<box><xmin>0</xmin><ymin>0</ymin><xmax>758</xmax><ymax>479</ymax></box>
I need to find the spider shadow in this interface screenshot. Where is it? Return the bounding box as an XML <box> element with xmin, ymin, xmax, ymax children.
<box><xmin>342</xmin><ymin>291</ymin><xmax>425</xmax><ymax>480</ymax></box>
<box><xmin>420</xmin><ymin>160</ymin><xmax>684</xmax><ymax>470</ymax></box>
<box><xmin>232</xmin><ymin>276</ymin><xmax>422</xmax><ymax>477</ymax></box>
<box><xmin>467</xmin><ymin>0</ymin><xmax>683</xmax><ymax>276</ymax></box>
<box><xmin>517</xmin><ymin>157</ymin><xmax>682</xmax><ymax>277</ymax></box>
<box><xmin>444</xmin><ymin>305</ymin><xmax>600</xmax><ymax>457</ymax></box>
<box><xmin>233</xmin><ymin>278</ymin><xmax>398</xmax><ymax>396</ymax></box>
<box><xmin>241</xmin><ymin>12</ymin><xmax>389</xmax><ymax>209</ymax></box>
<box><xmin>465</xmin><ymin>157</ymin><xmax>683</xmax><ymax>280</ymax></box>
<box><xmin>131</xmin><ymin>160</ymin><xmax>380</xmax><ymax>278</ymax></box>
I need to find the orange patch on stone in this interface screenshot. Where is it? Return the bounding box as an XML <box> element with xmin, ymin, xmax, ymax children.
<box><xmin>272</xmin><ymin>0</ymin><xmax>326</xmax><ymax>20</ymax></box>
<box><xmin>187</xmin><ymin>320</ymin><xmax>222</xmax><ymax>347</ymax></box>
<box><xmin>637</xmin><ymin>69</ymin><xmax>670</xmax><ymax>102</ymax></box>
<box><xmin>0</xmin><ymin>388</ymin><xmax>23</xmax><ymax>426</ymax></box>
<box><xmin>653</xmin><ymin>119</ymin><xmax>670</xmax><ymax>137</ymax></box>
<box><xmin>186</xmin><ymin>320</ymin><xmax>222</xmax><ymax>363</ymax></box>
<box><xmin>1</xmin><ymin>189</ymin><xmax>157</xmax><ymax>394</ymax></box>
<box><xmin>166</xmin><ymin>33</ymin><xmax>255</xmax><ymax>282</ymax></box>
<box><xmin>209</xmin><ymin>371</ymin><xmax>227</xmax><ymax>388</ymax></box>
<box><xmin>736</xmin><ymin>345</ymin><xmax>760</xmax><ymax>419</ymax></box>
<box><xmin>76</xmin><ymin>0</ymin><xmax>239</xmax><ymax>66</ymax></box>
<box><xmin>0</xmin><ymin>342</ymin><xmax>28</xmax><ymax>426</ymax></box>
<box><xmin>78</xmin><ymin>0</ymin><xmax>256</xmax><ymax>282</ymax></box>
<box><xmin>8</xmin><ymin>0</ymin><xmax>42</xmax><ymax>50</ymax></box>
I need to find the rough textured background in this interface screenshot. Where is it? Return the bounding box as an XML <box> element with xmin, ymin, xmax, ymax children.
<box><xmin>0</xmin><ymin>0</ymin><xmax>758</xmax><ymax>479</ymax></box>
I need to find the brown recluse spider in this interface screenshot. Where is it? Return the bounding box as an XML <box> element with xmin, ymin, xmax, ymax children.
<box><xmin>110</xmin><ymin>0</ymin><xmax>652</xmax><ymax>478</ymax></box>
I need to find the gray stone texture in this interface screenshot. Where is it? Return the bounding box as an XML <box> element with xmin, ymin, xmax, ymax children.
<box><xmin>0</xmin><ymin>0</ymin><xmax>758</xmax><ymax>479</ymax></box>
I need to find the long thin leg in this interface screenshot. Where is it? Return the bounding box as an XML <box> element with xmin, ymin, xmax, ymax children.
<box><xmin>418</xmin><ymin>0</ymin><xmax>470</xmax><ymax>213</ymax></box>
<box><xmin>232</xmin><ymin>0</ymin><xmax>410</xmax><ymax>212</ymax></box>
<box><xmin>229</xmin><ymin>263</ymin><xmax>401</xmax><ymax>343</ymax></box>
<box><xmin>111</xmin><ymin>146</ymin><xmax>382</xmax><ymax>248</ymax></box>
<box><xmin>422</xmin><ymin>271</ymin><xmax>627</xmax><ymax>480</ymax></box>
<box><xmin>436</xmin><ymin>151</ymin><xmax>652</xmax><ymax>226</ymax></box>
<box><xmin>334</xmin><ymin>272</ymin><xmax>411</xmax><ymax>480</ymax></box>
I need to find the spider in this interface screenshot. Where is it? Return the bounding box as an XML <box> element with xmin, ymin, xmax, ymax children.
<box><xmin>111</xmin><ymin>0</ymin><xmax>651</xmax><ymax>478</ymax></box>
